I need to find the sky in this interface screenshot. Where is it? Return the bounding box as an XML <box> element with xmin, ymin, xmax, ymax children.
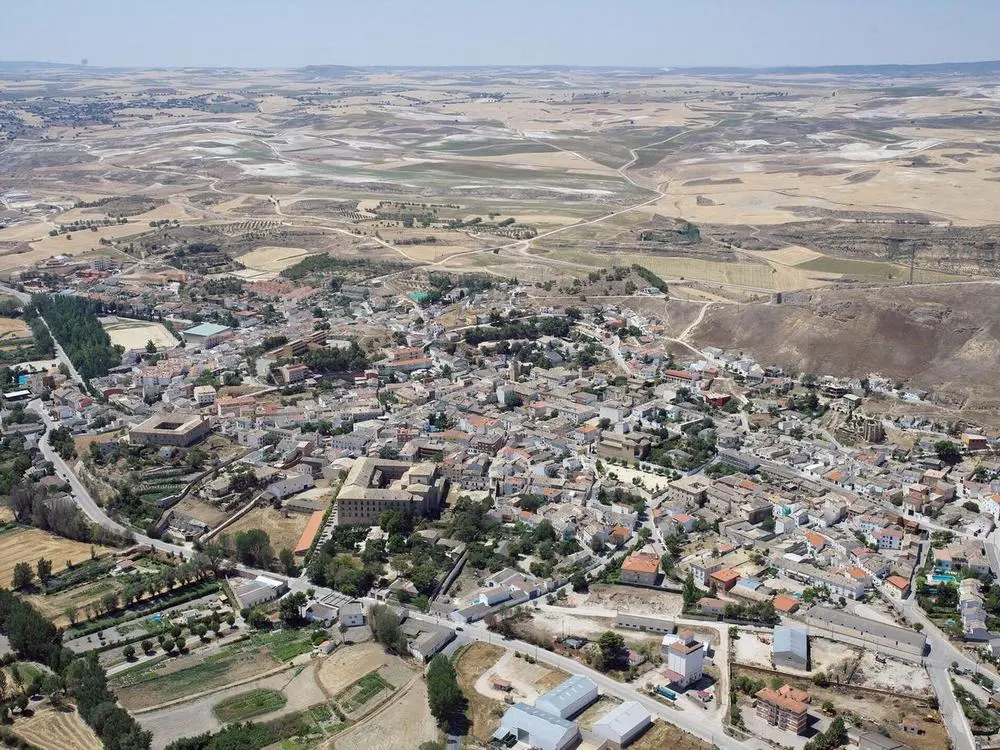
<box><xmin>3</xmin><ymin>0</ymin><xmax>999</xmax><ymax>69</ymax></box>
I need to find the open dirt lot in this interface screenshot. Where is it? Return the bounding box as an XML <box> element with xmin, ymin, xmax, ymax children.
<box><xmin>138</xmin><ymin>660</ymin><xmax>325</xmax><ymax>749</ymax></box>
<box><xmin>325</xmin><ymin>679</ymin><xmax>437</xmax><ymax>750</ymax></box>
<box><xmin>0</xmin><ymin>528</ymin><xmax>110</xmax><ymax>589</ymax></box>
<box><xmin>585</xmin><ymin>584</ymin><xmax>684</xmax><ymax>618</ymax></box>
<box><xmin>457</xmin><ymin>643</ymin><xmax>506</xmax><ymax>743</ymax></box>
<box><xmin>316</xmin><ymin>642</ymin><xmax>389</xmax><ymax>696</ymax></box>
<box><xmin>170</xmin><ymin>498</ymin><xmax>230</xmax><ymax>528</ymax></box>
<box><xmin>225</xmin><ymin>506</ymin><xmax>311</xmax><ymax>554</ymax></box>
<box><xmin>0</xmin><ymin>317</ymin><xmax>30</xmax><ymax>340</ymax></box>
<box><xmin>11</xmin><ymin>706</ymin><xmax>101</xmax><ymax>750</ymax></box>
<box><xmin>102</xmin><ymin>318</ymin><xmax>178</xmax><ymax>351</ymax></box>
<box><xmin>630</xmin><ymin>719</ymin><xmax>711</xmax><ymax>750</ymax></box>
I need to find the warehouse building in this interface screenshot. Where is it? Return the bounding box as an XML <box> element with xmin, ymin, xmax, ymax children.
<box><xmin>535</xmin><ymin>674</ymin><xmax>599</xmax><ymax>719</ymax></box>
<box><xmin>493</xmin><ymin>703</ymin><xmax>580</xmax><ymax>750</ymax></box>
<box><xmin>772</xmin><ymin>625</ymin><xmax>809</xmax><ymax>670</ymax></box>
<box><xmin>592</xmin><ymin>701</ymin><xmax>652</xmax><ymax>748</ymax></box>
<box><xmin>805</xmin><ymin>606</ymin><xmax>927</xmax><ymax>660</ymax></box>
<box><xmin>181</xmin><ymin>322</ymin><xmax>232</xmax><ymax>349</ymax></box>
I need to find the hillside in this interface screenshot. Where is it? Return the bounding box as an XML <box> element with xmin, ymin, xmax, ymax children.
<box><xmin>690</xmin><ymin>283</ymin><xmax>1000</xmax><ymax>411</ymax></box>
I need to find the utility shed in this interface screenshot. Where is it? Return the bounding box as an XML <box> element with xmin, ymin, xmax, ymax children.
<box><xmin>494</xmin><ymin>703</ymin><xmax>580</xmax><ymax>750</ymax></box>
<box><xmin>772</xmin><ymin>624</ymin><xmax>809</xmax><ymax>670</ymax></box>
<box><xmin>535</xmin><ymin>674</ymin><xmax>599</xmax><ymax>720</ymax></box>
<box><xmin>592</xmin><ymin>700</ymin><xmax>652</xmax><ymax>748</ymax></box>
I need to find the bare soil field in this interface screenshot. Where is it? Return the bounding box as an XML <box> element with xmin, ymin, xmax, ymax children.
<box><xmin>457</xmin><ymin>643</ymin><xmax>506</xmax><ymax>743</ymax></box>
<box><xmin>325</xmin><ymin>679</ymin><xmax>437</xmax><ymax>750</ymax></box>
<box><xmin>170</xmin><ymin>498</ymin><xmax>229</xmax><ymax>528</ymax></box>
<box><xmin>102</xmin><ymin>318</ymin><xmax>178</xmax><ymax>351</ymax></box>
<box><xmin>0</xmin><ymin>528</ymin><xmax>109</xmax><ymax>588</ymax></box>
<box><xmin>236</xmin><ymin>245</ymin><xmax>315</xmax><ymax>275</ymax></box>
<box><xmin>0</xmin><ymin>317</ymin><xmax>30</xmax><ymax>340</ymax></box>
<box><xmin>316</xmin><ymin>642</ymin><xmax>389</xmax><ymax>696</ymax></box>
<box><xmin>630</xmin><ymin>719</ymin><xmax>711</xmax><ymax>750</ymax></box>
<box><xmin>11</xmin><ymin>705</ymin><xmax>101</xmax><ymax>750</ymax></box>
<box><xmin>225</xmin><ymin>506</ymin><xmax>311</xmax><ymax>557</ymax></box>
<box><xmin>585</xmin><ymin>584</ymin><xmax>684</xmax><ymax>618</ymax></box>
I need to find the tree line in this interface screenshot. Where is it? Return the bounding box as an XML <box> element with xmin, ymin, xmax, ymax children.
<box><xmin>28</xmin><ymin>294</ymin><xmax>122</xmax><ymax>380</ymax></box>
<box><xmin>0</xmin><ymin>590</ymin><xmax>151</xmax><ymax>749</ymax></box>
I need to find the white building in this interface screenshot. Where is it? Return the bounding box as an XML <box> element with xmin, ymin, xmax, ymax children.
<box><xmin>663</xmin><ymin>631</ymin><xmax>704</xmax><ymax>689</ymax></box>
<box><xmin>592</xmin><ymin>701</ymin><xmax>651</xmax><ymax>748</ymax></box>
<box><xmin>193</xmin><ymin>385</ymin><xmax>217</xmax><ymax>406</ymax></box>
<box><xmin>494</xmin><ymin>703</ymin><xmax>580</xmax><ymax>750</ymax></box>
<box><xmin>534</xmin><ymin>674</ymin><xmax>599</xmax><ymax>719</ymax></box>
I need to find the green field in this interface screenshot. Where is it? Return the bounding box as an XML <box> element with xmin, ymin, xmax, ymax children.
<box><xmin>624</xmin><ymin>254</ymin><xmax>775</xmax><ymax>289</ymax></box>
<box><xmin>796</xmin><ymin>256</ymin><xmax>962</xmax><ymax>282</ymax></box>
<box><xmin>214</xmin><ymin>689</ymin><xmax>287</xmax><ymax>723</ymax></box>
<box><xmin>336</xmin><ymin>671</ymin><xmax>392</xmax><ymax>712</ymax></box>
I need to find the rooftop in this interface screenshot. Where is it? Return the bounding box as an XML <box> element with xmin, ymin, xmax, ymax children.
<box><xmin>182</xmin><ymin>322</ymin><xmax>231</xmax><ymax>337</ymax></box>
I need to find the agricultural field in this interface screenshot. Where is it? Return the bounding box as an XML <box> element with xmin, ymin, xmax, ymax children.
<box><xmin>236</xmin><ymin>246</ymin><xmax>317</xmax><ymax>278</ymax></box>
<box><xmin>316</xmin><ymin>642</ymin><xmax>390</xmax><ymax>696</ymax></box>
<box><xmin>0</xmin><ymin>316</ymin><xmax>31</xmax><ymax>342</ymax></box>
<box><xmin>101</xmin><ymin>318</ymin><xmax>178</xmax><ymax>352</ymax></box>
<box><xmin>326</xmin><ymin>679</ymin><xmax>437</xmax><ymax>750</ymax></box>
<box><xmin>336</xmin><ymin>671</ymin><xmax>393</xmax><ymax>714</ymax></box>
<box><xmin>110</xmin><ymin>638</ymin><xmax>284</xmax><ymax>710</ymax></box>
<box><xmin>10</xmin><ymin>705</ymin><xmax>102</xmax><ymax>750</ymax></box>
<box><xmin>0</xmin><ymin>527</ymin><xmax>109</xmax><ymax>589</ymax></box>
<box><xmin>213</xmin><ymin>688</ymin><xmax>287</xmax><ymax>722</ymax></box>
<box><xmin>25</xmin><ymin>576</ymin><xmax>123</xmax><ymax>626</ymax></box>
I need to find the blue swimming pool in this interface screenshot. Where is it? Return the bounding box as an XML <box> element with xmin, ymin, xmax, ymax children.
<box><xmin>929</xmin><ymin>573</ymin><xmax>957</xmax><ymax>584</ymax></box>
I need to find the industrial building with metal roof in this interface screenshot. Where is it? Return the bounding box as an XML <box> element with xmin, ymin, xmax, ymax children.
<box><xmin>534</xmin><ymin>674</ymin><xmax>599</xmax><ymax>719</ymax></box>
<box><xmin>772</xmin><ymin>624</ymin><xmax>809</xmax><ymax>670</ymax></box>
<box><xmin>592</xmin><ymin>700</ymin><xmax>652</xmax><ymax>747</ymax></box>
<box><xmin>493</xmin><ymin>703</ymin><xmax>580</xmax><ymax>750</ymax></box>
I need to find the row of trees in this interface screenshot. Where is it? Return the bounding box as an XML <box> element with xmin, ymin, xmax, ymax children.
<box><xmin>0</xmin><ymin>590</ymin><xmax>150</xmax><ymax>749</ymax></box>
<box><xmin>463</xmin><ymin>315</ymin><xmax>572</xmax><ymax>345</ymax></box>
<box><xmin>29</xmin><ymin>295</ymin><xmax>122</xmax><ymax>380</ymax></box>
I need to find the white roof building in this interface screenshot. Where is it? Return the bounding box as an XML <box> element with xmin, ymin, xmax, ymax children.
<box><xmin>593</xmin><ymin>701</ymin><xmax>652</xmax><ymax>746</ymax></box>
<box><xmin>535</xmin><ymin>674</ymin><xmax>599</xmax><ymax>719</ymax></box>
<box><xmin>495</xmin><ymin>703</ymin><xmax>580</xmax><ymax>750</ymax></box>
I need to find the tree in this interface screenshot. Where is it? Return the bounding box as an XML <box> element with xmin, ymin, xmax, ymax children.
<box><xmin>682</xmin><ymin>571</ymin><xmax>698</xmax><ymax>607</ymax></box>
<box><xmin>369</xmin><ymin>605</ymin><xmax>407</xmax><ymax>655</ymax></box>
<box><xmin>12</xmin><ymin>562</ymin><xmax>33</xmax><ymax>590</ymax></box>
<box><xmin>145</xmin><ymin>340</ymin><xmax>156</xmax><ymax>354</ymax></box>
<box><xmin>595</xmin><ymin>631</ymin><xmax>627</xmax><ymax>672</ymax></box>
<box><xmin>279</xmin><ymin>548</ymin><xmax>296</xmax><ymax>576</ymax></box>
<box><xmin>233</xmin><ymin>528</ymin><xmax>274</xmax><ymax>568</ymax></box>
<box><xmin>36</xmin><ymin>558</ymin><xmax>53</xmax><ymax>585</ymax></box>
<box><xmin>935</xmin><ymin>440</ymin><xmax>963</xmax><ymax>466</ymax></box>
<box><xmin>570</xmin><ymin>571</ymin><xmax>589</xmax><ymax>592</ymax></box>
<box><xmin>141</xmin><ymin>639</ymin><xmax>153</xmax><ymax>654</ymax></box>
<box><xmin>279</xmin><ymin>591</ymin><xmax>308</xmax><ymax>626</ymax></box>
<box><xmin>122</xmin><ymin>645</ymin><xmax>136</xmax><ymax>661</ymax></box>
<box><xmin>426</xmin><ymin>653</ymin><xmax>464</xmax><ymax>725</ymax></box>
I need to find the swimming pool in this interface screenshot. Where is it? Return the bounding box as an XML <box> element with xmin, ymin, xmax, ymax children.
<box><xmin>929</xmin><ymin>573</ymin><xmax>957</xmax><ymax>584</ymax></box>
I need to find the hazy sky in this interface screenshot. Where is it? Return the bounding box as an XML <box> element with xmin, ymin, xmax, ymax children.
<box><xmin>4</xmin><ymin>0</ymin><xmax>999</xmax><ymax>68</ymax></box>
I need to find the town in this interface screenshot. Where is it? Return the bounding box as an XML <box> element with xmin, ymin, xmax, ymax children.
<box><xmin>0</xmin><ymin>245</ymin><xmax>996</xmax><ymax>750</ymax></box>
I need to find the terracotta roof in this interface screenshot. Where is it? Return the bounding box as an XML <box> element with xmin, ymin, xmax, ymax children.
<box><xmin>772</xmin><ymin>594</ymin><xmax>800</xmax><ymax>613</ymax></box>
<box><xmin>622</xmin><ymin>552</ymin><xmax>660</xmax><ymax>575</ymax></box>
<box><xmin>755</xmin><ymin>687</ymin><xmax>808</xmax><ymax>715</ymax></box>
